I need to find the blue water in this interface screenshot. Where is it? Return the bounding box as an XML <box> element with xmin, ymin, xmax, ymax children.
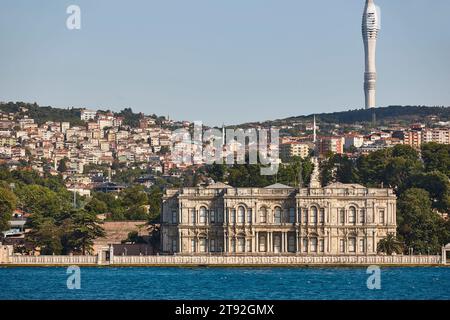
<box><xmin>0</xmin><ymin>267</ymin><xmax>449</xmax><ymax>300</ymax></box>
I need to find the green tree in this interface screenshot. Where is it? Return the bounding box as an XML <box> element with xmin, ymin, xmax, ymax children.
<box><xmin>120</xmin><ymin>186</ymin><xmax>148</xmax><ymax>208</ymax></box>
<box><xmin>85</xmin><ymin>198</ymin><xmax>108</xmax><ymax>215</ymax></box>
<box><xmin>397</xmin><ymin>188</ymin><xmax>449</xmax><ymax>254</ymax></box>
<box><xmin>17</xmin><ymin>184</ymin><xmax>70</xmax><ymax>218</ymax></box>
<box><xmin>62</xmin><ymin>210</ymin><xmax>105</xmax><ymax>255</ymax></box>
<box><xmin>148</xmin><ymin>186</ymin><xmax>162</xmax><ymax>222</ymax></box>
<box><xmin>377</xmin><ymin>233</ymin><xmax>404</xmax><ymax>255</ymax></box>
<box><xmin>122</xmin><ymin>231</ymin><xmax>146</xmax><ymax>244</ymax></box>
<box><xmin>421</xmin><ymin>143</ymin><xmax>450</xmax><ymax>177</ymax></box>
<box><xmin>26</xmin><ymin>218</ymin><xmax>63</xmax><ymax>255</ymax></box>
<box><xmin>0</xmin><ymin>187</ymin><xmax>17</xmax><ymax>232</ymax></box>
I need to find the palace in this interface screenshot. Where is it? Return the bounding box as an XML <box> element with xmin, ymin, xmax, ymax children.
<box><xmin>161</xmin><ymin>162</ymin><xmax>397</xmax><ymax>256</ymax></box>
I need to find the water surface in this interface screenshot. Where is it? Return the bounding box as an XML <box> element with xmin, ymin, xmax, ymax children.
<box><xmin>0</xmin><ymin>267</ymin><xmax>449</xmax><ymax>300</ymax></box>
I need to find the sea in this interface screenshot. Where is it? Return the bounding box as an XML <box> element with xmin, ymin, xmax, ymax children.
<box><xmin>0</xmin><ymin>266</ymin><xmax>449</xmax><ymax>300</ymax></box>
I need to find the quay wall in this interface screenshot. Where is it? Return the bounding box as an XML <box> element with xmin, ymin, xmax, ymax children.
<box><xmin>0</xmin><ymin>246</ymin><xmax>445</xmax><ymax>266</ymax></box>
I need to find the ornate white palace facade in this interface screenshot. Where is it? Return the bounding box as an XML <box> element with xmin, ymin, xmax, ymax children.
<box><xmin>161</xmin><ymin>169</ymin><xmax>397</xmax><ymax>256</ymax></box>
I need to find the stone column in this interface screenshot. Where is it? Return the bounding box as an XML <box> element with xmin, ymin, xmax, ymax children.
<box><xmin>284</xmin><ymin>232</ymin><xmax>288</xmax><ymax>253</ymax></box>
<box><xmin>268</xmin><ymin>232</ymin><xmax>272</xmax><ymax>253</ymax></box>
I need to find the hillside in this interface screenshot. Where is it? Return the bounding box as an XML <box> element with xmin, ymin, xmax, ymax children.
<box><xmin>0</xmin><ymin>102</ymin><xmax>156</xmax><ymax>127</ymax></box>
<box><xmin>1</xmin><ymin>102</ymin><xmax>449</xmax><ymax>128</ymax></box>
<box><xmin>240</xmin><ymin>105</ymin><xmax>450</xmax><ymax>127</ymax></box>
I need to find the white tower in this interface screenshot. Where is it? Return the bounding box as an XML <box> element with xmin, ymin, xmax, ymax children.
<box><xmin>362</xmin><ymin>0</ymin><xmax>381</xmax><ymax>109</ymax></box>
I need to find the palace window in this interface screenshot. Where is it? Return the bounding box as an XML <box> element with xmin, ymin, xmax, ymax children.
<box><xmin>172</xmin><ymin>239</ymin><xmax>177</xmax><ymax>252</ymax></box>
<box><xmin>274</xmin><ymin>234</ymin><xmax>281</xmax><ymax>253</ymax></box>
<box><xmin>218</xmin><ymin>209</ymin><xmax>223</xmax><ymax>223</ymax></box>
<box><xmin>191</xmin><ymin>239</ymin><xmax>196</xmax><ymax>253</ymax></box>
<box><xmin>359</xmin><ymin>209</ymin><xmax>365</xmax><ymax>224</ymax></box>
<box><xmin>237</xmin><ymin>206</ymin><xmax>245</xmax><ymax>224</ymax></box>
<box><xmin>289</xmin><ymin>208</ymin><xmax>296</xmax><ymax>223</ymax></box>
<box><xmin>310</xmin><ymin>237</ymin><xmax>318</xmax><ymax>253</ymax></box>
<box><xmin>210</xmin><ymin>209</ymin><xmax>215</xmax><ymax>224</ymax></box>
<box><xmin>319</xmin><ymin>209</ymin><xmax>325</xmax><ymax>224</ymax></box>
<box><xmin>303</xmin><ymin>209</ymin><xmax>308</xmax><ymax>224</ymax></box>
<box><xmin>348</xmin><ymin>237</ymin><xmax>356</xmax><ymax>253</ymax></box>
<box><xmin>340</xmin><ymin>239</ymin><xmax>345</xmax><ymax>253</ymax></box>
<box><xmin>359</xmin><ymin>239</ymin><xmax>365</xmax><ymax>253</ymax></box>
<box><xmin>246</xmin><ymin>239</ymin><xmax>252</xmax><ymax>253</ymax></box>
<box><xmin>231</xmin><ymin>239</ymin><xmax>236</xmax><ymax>253</ymax></box>
<box><xmin>319</xmin><ymin>239</ymin><xmax>325</xmax><ymax>253</ymax></box>
<box><xmin>288</xmin><ymin>234</ymin><xmax>296</xmax><ymax>252</ymax></box>
<box><xmin>199</xmin><ymin>207</ymin><xmax>207</xmax><ymax>225</ymax></box>
<box><xmin>210</xmin><ymin>239</ymin><xmax>216</xmax><ymax>252</ymax></box>
<box><xmin>298</xmin><ymin>208</ymin><xmax>302</xmax><ymax>223</ymax></box>
<box><xmin>274</xmin><ymin>207</ymin><xmax>282</xmax><ymax>224</ymax></box>
<box><xmin>259</xmin><ymin>235</ymin><xmax>266</xmax><ymax>252</ymax></box>
<box><xmin>339</xmin><ymin>209</ymin><xmax>345</xmax><ymax>225</ymax></box>
<box><xmin>259</xmin><ymin>207</ymin><xmax>267</xmax><ymax>223</ymax></box>
<box><xmin>310</xmin><ymin>207</ymin><xmax>318</xmax><ymax>225</ymax></box>
<box><xmin>199</xmin><ymin>238</ymin><xmax>207</xmax><ymax>253</ymax></box>
<box><xmin>230</xmin><ymin>209</ymin><xmax>236</xmax><ymax>224</ymax></box>
<box><xmin>172</xmin><ymin>210</ymin><xmax>177</xmax><ymax>224</ymax></box>
<box><xmin>190</xmin><ymin>209</ymin><xmax>196</xmax><ymax>224</ymax></box>
<box><xmin>302</xmin><ymin>239</ymin><xmax>308</xmax><ymax>252</ymax></box>
<box><xmin>247</xmin><ymin>208</ymin><xmax>252</xmax><ymax>224</ymax></box>
<box><xmin>379</xmin><ymin>210</ymin><xmax>385</xmax><ymax>224</ymax></box>
<box><xmin>237</xmin><ymin>237</ymin><xmax>245</xmax><ymax>253</ymax></box>
<box><xmin>349</xmin><ymin>207</ymin><xmax>356</xmax><ymax>224</ymax></box>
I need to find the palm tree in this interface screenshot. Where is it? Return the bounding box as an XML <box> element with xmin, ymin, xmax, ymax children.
<box><xmin>377</xmin><ymin>233</ymin><xmax>404</xmax><ymax>255</ymax></box>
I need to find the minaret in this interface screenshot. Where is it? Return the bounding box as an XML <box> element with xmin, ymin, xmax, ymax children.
<box><xmin>313</xmin><ymin>115</ymin><xmax>317</xmax><ymax>145</ymax></box>
<box><xmin>362</xmin><ymin>0</ymin><xmax>381</xmax><ymax>109</ymax></box>
<box><xmin>310</xmin><ymin>115</ymin><xmax>321</xmax><ymax>188</ymax></box>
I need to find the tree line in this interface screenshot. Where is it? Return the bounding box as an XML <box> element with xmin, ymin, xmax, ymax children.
<box><xmin>320</xmin><ymin>143</ymin><xmax>450</xmax><ymax>254</ymax></box>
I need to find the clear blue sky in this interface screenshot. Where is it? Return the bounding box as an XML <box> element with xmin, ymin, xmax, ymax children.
<box><xmin>1</xmin><ymin>0</ymin><xmax>449</xmax><ymax>126</ymax></box>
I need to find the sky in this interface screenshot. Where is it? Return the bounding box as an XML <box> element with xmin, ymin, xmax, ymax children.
<box><xmin>1</xmin><ymin>0</ymin><xmax>450</xmax><ymax>126</ymax></box>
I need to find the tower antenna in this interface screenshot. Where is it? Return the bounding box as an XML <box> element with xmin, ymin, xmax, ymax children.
<box><xmin>362</xmin><ymin>0</ymin><xmax>381</xmax><ymax>109</ymax></box>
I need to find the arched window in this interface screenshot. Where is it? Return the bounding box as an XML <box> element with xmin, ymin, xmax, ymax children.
<box><xmin>199</xmin><ymin>207</ymin><xmax>207</xmax><ymax>225</ymax></box>
<box><xmin>237</xmin><ymin>206</ymin><xmax>245</xmax><ymax>224</ymax></box>
<box><xmin>310</xmin><ymin>207</ymin><xmax>318</xmax><ymax>225</ymax></box>
<box><xmin>259</xmin><ymin>207</ymin><xmax>267</xmax><ymax>223</ymax></box>
<box><xmin>349</xmin><ymin>207</ymin><xmax>356</xmax><ymax>224</ymax></box>
<box><xmin>274</xmin><ymin>207</ymin><xmax>282</xmax><ymax>224</ymax></box>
